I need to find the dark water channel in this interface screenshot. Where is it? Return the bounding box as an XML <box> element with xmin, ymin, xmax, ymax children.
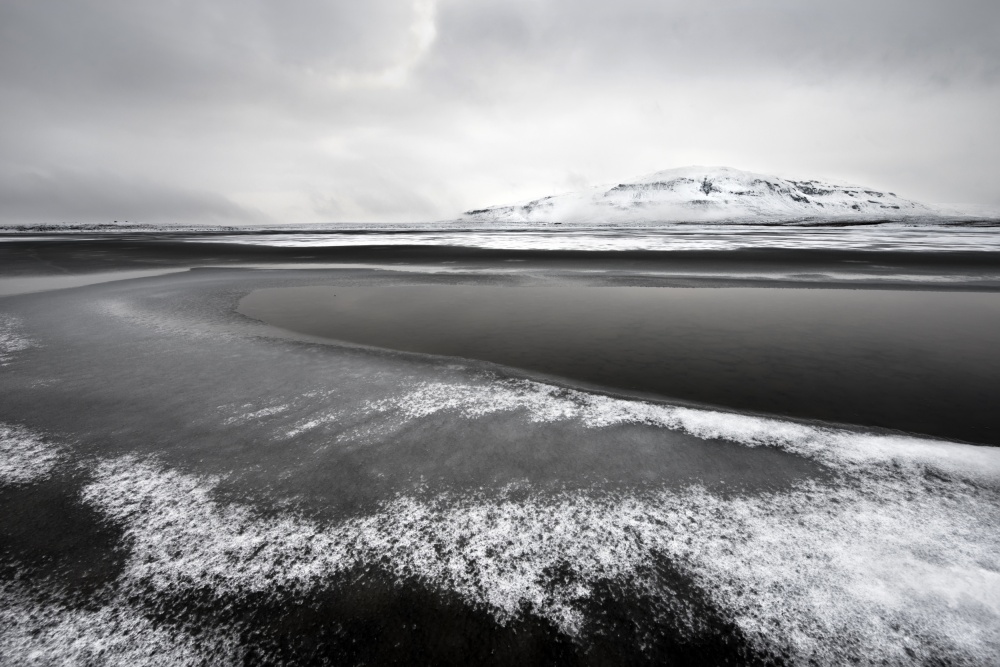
<box><xmin>240</xmin><ymin>285</ymin><xmax>1000</xmax><ymax>446</ymax></box>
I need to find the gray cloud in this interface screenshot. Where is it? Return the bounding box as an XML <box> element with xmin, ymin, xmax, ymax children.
<box><xmin>429</xmin><ymin>0</ymin><xmax>1000</xmax><ymax>87</ymax></box>
<box><xmin>1</xmin><ymin>0</ymin><xmax>998</xmax><ymax>225</ymax></box>
<box><xmin>0</xmin><ymin>167</ymin><xmax>262</xmax><ymax>225</ymax></box>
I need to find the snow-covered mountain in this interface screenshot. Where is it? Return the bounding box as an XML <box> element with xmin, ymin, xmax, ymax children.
<box><xmin>463</xmin><ymin>166</ymin><xmax>938</xmax><ymax>223</ymax></box>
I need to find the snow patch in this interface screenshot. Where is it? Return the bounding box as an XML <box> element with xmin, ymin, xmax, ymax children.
<box><xmin>0</xmin><ymin>582</ymin><xmax>234</xmax><ymax>666</ymax></box>
<box><xmin>285</xmin><ymin>412</ymin><xmax>340</xmax><ymax>438</ymax></box>
<box><xmin>366</xmin><ymin>378</ymin><xmax>1000</xmax><ymax>485</ymax></box>
<box><xmin>222</xmin><ymin>403</ymin><xmax>291</xmax><ymax>425</ymax></box>
<box><xmin>0</xmin><ymin>423</ymin><xmax>60</xmax><ymax>485</ymax></box>
<box><xmin>80</xmin><ymin>435</ymin><xmax>1000</xmax><ymax>665</ymax></box>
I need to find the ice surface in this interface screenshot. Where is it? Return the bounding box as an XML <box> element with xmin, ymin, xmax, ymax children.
<box><xmin>0</xmin><ymin>582</ymin><xmax>229</xmax><ymax>667</ymax></box>
<box><xmin>77</xmin><ymin>454</ymin><xmax>1000</xmax><ymax>664</ymax></box>
<box><xmin>366</xmin><ymin>378</ymin><xmax>1000</xmax><ymax>484</ymax></box>
<box><xmin>0</xmin><ymin>269</ymin><xmax>190</xmax><ymax>297</ymax></box>
<box><xmin>65</xmin><ymin>377</ymin><xmax>1000</xmax><ymax>665</ymax></box>
<box><xmin>4</xmin><ymin>275</ymin><xmax>1000</xmax><ymax>664</ymax></box>
<box><xmin>0</xmin><ymin>423</ymin><xmax>59</xmax><ymax>485</ymax></box>
<box><xmin>5</xmin><ymin>220</ymin><xmax>1000</xmax><ymax>665</ymax></box>
<box><xmin>0</xmin><ymin>314</ymin><xmax>33</xmax><ymax>366</ymax></box>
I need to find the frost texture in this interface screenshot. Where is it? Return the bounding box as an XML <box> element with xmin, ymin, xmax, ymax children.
<box><xmin>368</xmin><ymin>379</ymin><xmax>1000</xmax><ymax>483</ymax></box>
<box><xmin>0</xmin><ymin>423</ymin><xmax>59</xmax><ymax>485</ymax></box>
<box><xmin>81</xmin><ymin>421</ymin><xmax>1000</xmax><ymax>665</ymax></box>
<box><xmin>10</xmin><ymin>374</ymin><xmax>1000</xmax><ymax>665</ymax></box>
<box><xmin>0</xmin><ymin>583</ymin><xmax>234</xmax><ymax>666</ymax></box>
<box><xmin>0</xmin><ymin>314</ymin><xmax>33</xmax><ymax>365</ymax></box>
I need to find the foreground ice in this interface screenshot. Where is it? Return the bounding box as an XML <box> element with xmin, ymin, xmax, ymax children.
<box><xmin>0</xmin><ymin>423</ymin><xmax>59</xmax><ymax>485</ymax></box>
<box><xmin>2</xmin><ymin>376</ymin><xmax>998</xmax><ymax>665</ymax></box>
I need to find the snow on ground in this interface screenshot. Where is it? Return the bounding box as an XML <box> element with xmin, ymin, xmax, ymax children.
<box><xmin>0</xmin><ymin>423</ymin><xmax>60</xmax><ymax>485</ymax></box>
<box><xmin>0</xmin><ymin>582</ymin><xmax>230</xmax><ymax>667</ymax></box>
<box><xmin>364</xmin><ymin>378</ymin><xmax>1000</xmax><ymax>484</ymax></box>
<box><xmin>62</xmin><ymin>378</ymin><xmax>1000</xmax><ymax>665</ymax></box>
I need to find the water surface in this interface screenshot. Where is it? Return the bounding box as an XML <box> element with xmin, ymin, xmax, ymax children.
<box><xmin>241</xmin><ymin>285</ymin><xmax>1000</xmax><ymax>445</ymax></box>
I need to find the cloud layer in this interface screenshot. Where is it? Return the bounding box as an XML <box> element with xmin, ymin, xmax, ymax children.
<box><xmin>1</xmin><ymin>0</ymin><xmax>998</xmax><ymax>224</ymax></box>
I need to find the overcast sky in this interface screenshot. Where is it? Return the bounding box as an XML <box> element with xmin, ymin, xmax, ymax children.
<box><xmin>1</xmin><ymin>0</ymin><xmax>998</xmax><ymax>225</ymax></box>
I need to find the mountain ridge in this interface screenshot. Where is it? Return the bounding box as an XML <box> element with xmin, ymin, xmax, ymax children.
<box><xmin>463</xmin><ymin>166</ymin><xmax>943</xmax><ymax>223</ymax></box>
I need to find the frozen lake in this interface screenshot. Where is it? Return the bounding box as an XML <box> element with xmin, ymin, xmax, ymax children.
<box><xmin>1</xmin><ymin>229</ymin><xmax>999</xmax><ymax>665</ymax></box>
<box><xmin>240</xmin><ymin>284</ymin><xmax>1000</xmax><ymax>446</ymax></box>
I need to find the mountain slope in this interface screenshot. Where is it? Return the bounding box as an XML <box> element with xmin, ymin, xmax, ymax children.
<box><xmin>463</xmin><ymin>166</ymin><xmax>936</xmax><ymax>223</ymax></box>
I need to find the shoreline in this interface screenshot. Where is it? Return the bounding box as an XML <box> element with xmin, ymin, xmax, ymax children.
<box><xmin>4</xmin><ymin>238</ymin><xmax>1000</xmax><ymax>291</ymax></box>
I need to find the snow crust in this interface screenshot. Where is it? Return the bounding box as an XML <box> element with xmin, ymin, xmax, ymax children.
<box><xmin>3</xmin><ymin>360</ymin><xmax>998</xmax><ymax>664</ymax></box>
<box><xmin>464</xmin><ymin>166</ymin><xmax>937</xmax><ymax>223</ymax></box>
<box><xmin>367</xmin><ymin>379</ymin><xmax>1000</xmax><ymax>484</ymax></box>
<box><xmin>79</xmin><ymin>453</ymin><xmax>1000</xmax><ymax>665</ymax></box>
<box><xmin>0</xmin><ymin>583</ymin><xmax>228</xmax><ymax>667</ymax></box>
<box><xmin>0</xmin><ymin>423</ymin><xmax>60</xmax><ymax>485</ymax></box>
<box><xmin>61</xmin><ymin>377</ymin><xmax>1000</xmax><ymax>665</ymax></box>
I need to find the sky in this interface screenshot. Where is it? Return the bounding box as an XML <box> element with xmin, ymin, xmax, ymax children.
<box><xmin>1</xmin><ymin>0</ymin><xmax>998</xmax><ymax>225</ymax></box>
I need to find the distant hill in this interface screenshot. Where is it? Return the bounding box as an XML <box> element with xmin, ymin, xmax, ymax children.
<box><xmin>463</xmin><ymin>166</ymin><xmax>949</xmax><ymax>223</ymax></box>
